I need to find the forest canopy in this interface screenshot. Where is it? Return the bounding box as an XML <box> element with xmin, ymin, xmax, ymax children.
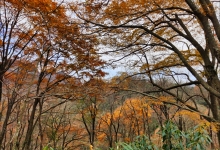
<box><xmin>0</xmin><ymin>0</ymin><xmax>220</xmax><ymax>149</ymax></box>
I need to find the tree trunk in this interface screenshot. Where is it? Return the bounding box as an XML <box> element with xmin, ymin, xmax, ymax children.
<box><xmin>0</xmin><ymin>91</ymin><xmax>17</xmax><ymax>148</ymax></box>
<box><xmin>0</xmin><ymin>75</ymin><xmax>3</xmax><ymax>103</ymax></box>
<box><xmin>208</xmin><ymin>73</ymin><xmax>220</xmax><ymax>147</ymax></box>
<box><xmin>0</xmin><ymin>101</ymin><xmax>13</xmax><ymax>148</ymax></box>
<box><xmin>210</xmin><ymin>95</ymin><xmax>220</xmax><ymax>147</ymax></box>
<box><xmin>22</xmin><ymin>98</ymin><xmax>39</xmax><ymax>150</ymax></box>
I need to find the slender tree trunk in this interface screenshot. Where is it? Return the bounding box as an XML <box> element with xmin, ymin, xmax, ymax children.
<box><xmin>91</xmin><ymin>115</ymin><xmax>96</xmax><ymax>147</ymax></box>
<box><xmin>23</xmin><ymin>70</ymin><xmax>45</xmax><ymax>150</ymax></box>
<box><xmin>0</xmin><ymin>101</ymin><xmax>13</xmax><ymax>148</ymax></box>
<box><xmin>22</xmin><ymin>98</ymin><xmax>39</xmax><ymax>150</ymax></box>
<box><xmin>0</xmin><ymin>76</ymin><xmax>3</xmax><ymax>103</ymax></box>
<box><xmin>38</xmin><ymin>100</ymin><xmax>43</xmax><ymax>150</ymax></box>
<box><xmin>0</xmin><ymin>91</ymin><xmax>17</xmax><ymax>148</ymax></box>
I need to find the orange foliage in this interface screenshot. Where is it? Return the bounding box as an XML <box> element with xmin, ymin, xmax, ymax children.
<box><xmin>98</xmin><ymin>98</ymin><xmax>153</xmax><ymax>143</ymax></box>
<box><xmin>0</xmin><ymin>0</ymin><xmax>106</xmax><ymax>149</ymax></box>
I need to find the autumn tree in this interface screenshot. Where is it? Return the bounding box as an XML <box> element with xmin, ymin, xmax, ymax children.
<box><xmin>97</xmin><ymin>97</ymin><xmax>153</xmax><ymax>149</ymax></box>
<box><xmin>74</xmin><ymin>0</ymin><xmax>220</xmax><ymax>147</ymax></box>
<box><xmin>0</xmin><ymin>0</ymin><xmax>105</xmax><ymax>149</ymax></box>
<box><xmin>74</xmin><ymin>78</ymin><xmax>108</xmax><ymax>148</ymax></box>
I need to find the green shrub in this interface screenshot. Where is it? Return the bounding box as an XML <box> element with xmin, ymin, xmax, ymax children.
<box><xmin>117</xmin><ymin>135</ymin><xmax>158</xmax><ymax>150</ymax></box>
<box><xmin>43</xmin><ymin>145</ymin><xmax>54</xmax><ymax>150</ymax></box>
<box><xmin>114</xmin><ymin>120</ymin><xmax>212</xmax><ymax>150</ymax></box>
